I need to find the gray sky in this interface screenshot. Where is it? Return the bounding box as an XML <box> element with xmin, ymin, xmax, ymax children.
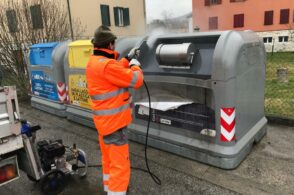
<box><xmin>145</xmin><ymin>0</ymin><xmax>192</xmax><ymax>23</ymax></box>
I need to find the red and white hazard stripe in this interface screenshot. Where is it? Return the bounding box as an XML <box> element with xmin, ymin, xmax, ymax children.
<box><xmin>57</xmin><ymin>82</ymin><xmax>67</xmax><ymax>103</ymax></box>
<box><xmin>220</xmin><ymin>107</ymin><xmax>236</xmax><ymax>142</ymax></box>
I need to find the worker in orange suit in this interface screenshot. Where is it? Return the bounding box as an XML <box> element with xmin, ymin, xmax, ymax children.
<box><xmin>86</xmin><ymin>25</ymin><xmax>143</xmax><ymax>195</ymax></box>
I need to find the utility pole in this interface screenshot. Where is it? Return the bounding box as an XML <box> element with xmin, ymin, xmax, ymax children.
<box><xmin>66</xmin><ymin>0</ymin><xmax>74</xmax><ymax>40</ymax></box>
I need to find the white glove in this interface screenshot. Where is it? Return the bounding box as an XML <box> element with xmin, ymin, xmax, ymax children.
<box><xmin>129</xmin><ymin>59</ymin><xmax>141</xmax><ymax>67</ymax></box>
<box><xmin>127</xmin><ymin>47</ymin><xmax>140</xmax><ymax>60</ymax></box>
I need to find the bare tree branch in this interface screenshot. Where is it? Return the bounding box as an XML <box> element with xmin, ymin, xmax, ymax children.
<box><xmin>0</xmin><ymin>0</ymin><xmax>85</xmax><ymax>100</ymax></box>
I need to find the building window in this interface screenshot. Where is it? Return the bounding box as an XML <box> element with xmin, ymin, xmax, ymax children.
<box><xmin>263</xmin><ymin>37</ymin><xmax>273</xmax><ymax>43</ymax></box>
<box><xmin>280</xmin><ymin>9</ymin><xmax>289</xmax><ymax>24</ymax></box>
<box><xmin>100</xmin><ymin>4</ymin><xmax>111</xmax><ymax>26</ymax></box>
<box><xmin>205</xmin><ymin>0</ymin><xmax>222</xmax><ymax>6</ymax></box>
<box><xmin>209</xmin><ymin>17</ymin><xmax>218</xmax><ymax>30</ymax></box>
<box><xmin>278</xmin><ymin>36</ymin><xmax>289</xmax><ymax>42</ymax></box>
<box><xmin>264</xmin><ymin>11</ymin><xmax>274</xmax><ymax>25</ymax></box>
<box><xmin>234</xmin><ymin>14</ymin><xmax>244</xmax><ymax>28</ymax></box>
<box><xmin>6</xmin><ymin>9</ymin><xmax>18</xmax><ymax>33</ymax></box>
<box><xmin>113</xmin><ymin>7</ymin><xmax>130</xmax><ymax>27</ymax></box>
<box><xmin>30</xmin><ymin>5</ymin><xmax>43</xmax><ymax>29</ymax></box>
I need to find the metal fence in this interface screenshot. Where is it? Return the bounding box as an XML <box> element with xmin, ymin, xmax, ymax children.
<box><xmin>265</xmin><ymin>52</ymin><xmax>294</xmax><ymax>121</ymax></box>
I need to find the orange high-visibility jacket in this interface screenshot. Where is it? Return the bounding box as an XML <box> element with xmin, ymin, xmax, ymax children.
<box><xmin>86</xmin><ymin>48</ymin><xmax>143</xmax><ymax>136</ymax></box>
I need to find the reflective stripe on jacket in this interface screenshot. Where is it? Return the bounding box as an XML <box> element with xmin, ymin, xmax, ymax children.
<box><xmin>86</xmin><ymin>48</ymin><xmax>143</xmax><ymax>136</ymax></box>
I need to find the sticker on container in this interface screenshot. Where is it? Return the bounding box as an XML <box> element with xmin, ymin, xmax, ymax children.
<box><xmin>68</xmin><ymin>75</ymin><xmax>91</xmax><ymax>109</ymax></box>
<box><xmin>138</xmin><ymin>105</ymin><xmax>150</xmax><ymax>116</ymax></box>
<box><xmin>160</xmin><ymin>118</ymin><xmax>171</xmax><ymax>125</ymax></box>
<box><xmin>31</xmin><ymin>70</ymin><xmax>58</xmax><ymax>101</ymax></box>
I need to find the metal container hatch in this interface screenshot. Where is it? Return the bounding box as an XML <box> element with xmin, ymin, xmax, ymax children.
<box><xmin>156</xmin><ymin>43</ymin><xmax>196</xmax><ymax>68</ymax></box>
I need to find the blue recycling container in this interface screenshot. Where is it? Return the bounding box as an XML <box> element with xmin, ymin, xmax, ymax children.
<box><xmin>29</xmin><ymin>42</ymin><xmax>59</xmax><ymax>66</ymax></box>
<box><xmin>28</xmin><ymin>41</ymin><xmax>69</xmax><ymax>117</ymax></box>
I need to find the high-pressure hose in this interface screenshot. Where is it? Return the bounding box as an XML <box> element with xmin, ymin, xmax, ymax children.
<box><xmin>143</xmin><ymin>80</ymin><xmax>161</xmax><ymax>185</ymax></box>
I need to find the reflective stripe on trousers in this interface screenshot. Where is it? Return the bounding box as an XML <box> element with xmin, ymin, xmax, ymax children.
<box><xmin>103</xmin><ymin>174</ymin><xmax>109</xmax><ymax>192</ymax></box>
<box><xmin>108</xmin><ymin>191</ymin><xmax>126</xmax><ymax>195</ymax></box>
<box><xmin>99</xmin><ymin>132</ymin><xmax>130</xmax><ymax>194</ymax></box>
<box><xmin>104</xmin><ymin>185</ymin><xmax>109</xmax><ymax>192</ymax></box>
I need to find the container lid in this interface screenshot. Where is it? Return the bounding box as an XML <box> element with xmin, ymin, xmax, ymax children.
<box><xmin>30</xmin><ymin>42</ymin><xmax>59</xmax><ymax>49</ymax></box>
<box><xmin>69</xmin><ymin>40</ymin><xmax>92</xmax><ymax>47</ymax></box>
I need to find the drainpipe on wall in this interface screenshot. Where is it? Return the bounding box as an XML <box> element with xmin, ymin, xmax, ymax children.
<box><xmin>66</xmin><ymin>0</ymin><xmax>74</xmax><ymax>40</ymax></box>
<box><xmin>271</xmin><ymin>37</ymin><xmax>275</xmax><ymax>55</ymax></box>
<box><xmin>143</xmin><ymin>0</ymin><xmax>147</xmax><ymax>32</ymax></box>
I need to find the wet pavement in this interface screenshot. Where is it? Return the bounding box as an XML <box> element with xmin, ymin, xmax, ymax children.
<box><xmin>1</xmin><ymin>103</ymin><xmax>293</xmax><ymax>195</ymax></box>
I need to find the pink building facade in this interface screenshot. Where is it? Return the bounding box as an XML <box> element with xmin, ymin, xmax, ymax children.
<box><xmin>193</xmin><ymin>0</ymin><xmax>294</xmax><ymax>32</ymax></box>
<box><xmin>192</xmin><ymin>0</ymin><xmax>294</xmax><ymax>51</ymax></box>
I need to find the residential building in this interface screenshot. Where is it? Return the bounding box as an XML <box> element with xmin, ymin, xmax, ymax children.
<box><xmin>3</xmin><ymin>0</ymin><xmax>146</xmax><ymax>39</ymax></box>
<box><xmin>68</xmin><ymin>0</ymin><xmax>146</xmax><ymax>38</ymax></box>
<box><xmin>192</xmin><ymin>0</ymin><xmax>294</xmax><ymax>52</ymax></box>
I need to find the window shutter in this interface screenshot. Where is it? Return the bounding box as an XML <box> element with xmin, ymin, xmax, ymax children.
<box><xmin>6</xmin><ymin>10</ymin><xmax>18</xmax><ymax>33</ymax></box>
<box><xmin>234</xmin><ymin>14</ymin><xmax>244</xmax><ymax>28</ymax></box>
<box><xmin>123</xmin><ymin>8</ymin><xmax>130</xmax><ymax>26</ymax></box>
<box><xmin>100</xmin><ymin>4</ymin><xmax>110</xmax><ymax>26</ymax></box>
<box><xmin>209</xmin><ymin>17</ymin><xmax>218</xmax><ymax>30</ymax></box>
<box><xmin>280</xmin><ymin>9</ymin><xmax>289</xmax><ymax>24</ymax></box>
<box><xmin>205</xmin><ymin>0</ymin><xmax>210</xmax><ymax>6</ymax></box>
<box><xmin>113</xmin><ymin>7</ymin><xmax>119</xmax><ymax>26</ymax></box>
<box><xmin>264</xmin><ymin>10</ymin><xmax>274</xmax><ymax>25</ymax></box>
<box><xmin>30</xmin><ymin>5</ymin><xmax>43</xmax><ymax>29</ymax></box>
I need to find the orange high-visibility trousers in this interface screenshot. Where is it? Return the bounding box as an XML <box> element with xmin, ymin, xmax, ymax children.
<box><xmin>98</xmin><ymin>134</ymin><xmax>130</xmax><ymax>195</ymax></box>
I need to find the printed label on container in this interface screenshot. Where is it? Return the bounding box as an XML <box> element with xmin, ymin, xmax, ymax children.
<box><xmin>68</xmin><ymin>75</ymin><xmax>91</xmax><ymax>109</ymax></box>
<box><xmin>160</xmin><ymin>118</ymin><xmax>171</xmax><ymax>125</ymax></box>
<box><xmin>31</xmin><ymin>70</ymin><xmax>58</xmax><ymax>101</ymax></box>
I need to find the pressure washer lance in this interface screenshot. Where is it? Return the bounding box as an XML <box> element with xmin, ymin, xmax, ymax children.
<box><xmin>79</xmin><ymin>54</ymin><xmax>161</xmax><ymax>185</ymax></box>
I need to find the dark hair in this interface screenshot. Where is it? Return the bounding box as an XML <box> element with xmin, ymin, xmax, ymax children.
<box><xmin>94</xmin><ymin>40</ymin><xmax>115</xmax><ymax>49</ymax></box>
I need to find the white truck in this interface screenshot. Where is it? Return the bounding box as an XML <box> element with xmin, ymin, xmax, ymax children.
<box><xmin>0</xmin><ymin>86</ymin><xmax>87</xmax><ymax>193</ymax></box>
<box><xmin>0</xmin><ymin>86</ymin><xmax>42</xmax><ymax>186</ymax></box>
<box><xmin>0</xmin><ymin>86</ymin><xmax>23</xmax><ymax>186</ymax></box>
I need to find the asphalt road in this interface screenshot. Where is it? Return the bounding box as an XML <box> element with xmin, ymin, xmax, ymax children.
<box><xmin>1</xmin><ymin>103</ymin><xmax>293</xmax><ymax>195</ymax></box>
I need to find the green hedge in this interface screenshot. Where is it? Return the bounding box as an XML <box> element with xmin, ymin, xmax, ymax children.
<box><xmin>266</xmin><ymin>52</ymin><xmax>294</xmax><ymax>118</ymax></box>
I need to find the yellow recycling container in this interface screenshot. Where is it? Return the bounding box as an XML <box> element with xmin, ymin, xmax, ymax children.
<box><xmin>64</xmin><ymin>40</ymin><xmax>94</xmax><ymax>127</ymax></box>
<box><xmin>68</xmin><ymin>40</ymin><xmax>93</xmax><ymax>69</ymax></box>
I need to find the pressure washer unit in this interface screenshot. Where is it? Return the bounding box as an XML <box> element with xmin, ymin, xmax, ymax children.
<box><xmin>19</xmin><ymin>120</ymin><xmax>88</xmax><ymax>194</ymax></box>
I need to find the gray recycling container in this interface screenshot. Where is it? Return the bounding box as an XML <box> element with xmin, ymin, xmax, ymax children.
<box><xmin>127</xmin><ymin>30</ymin><xmax>267</xmax><ymax>169</ymax></box>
